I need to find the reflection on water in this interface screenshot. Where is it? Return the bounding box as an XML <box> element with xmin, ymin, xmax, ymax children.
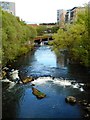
<box><xmin>35</xmin><ymin>46</ymin><xmax>57</xmax><ymax>67</ymax></box>
<box><xmin>2</xmin><ymin>45</ymin><xmax>90</xmax><ymax>118</ymax></box>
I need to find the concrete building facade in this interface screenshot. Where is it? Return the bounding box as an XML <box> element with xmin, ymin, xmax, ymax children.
<box><xmin>0</xmin><ymin>1</ymin><xmax>15</xmax><ymax>15</ymax></box>
<box><xmin>65</xmin><ymin>9</ymin><xmax>71</xmax><ymax>23</ymax></box>
<box><xmin>57</xmin><ymin>9</ymin><xmax>61</xmax><ymax>24</ymax></box>
<box><xmin>70</xmin><ymin>7</ymin><xmax>85</xmax><ymax>23</ymax></box>
<box><xmin>57</xmin><ymin>7</ymin><xmax>85</xmax><ymax>25</ymax></box>
<box><xmin>57</xmin><ymin>9</ymin><xmax>66</xmax><ymax>25</ymax></box>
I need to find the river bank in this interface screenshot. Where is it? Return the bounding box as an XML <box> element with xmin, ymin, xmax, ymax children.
<box><xmin>2</xmin><ymin>45</ymin><xmax>90</xmax><ymax>119</ymax></box>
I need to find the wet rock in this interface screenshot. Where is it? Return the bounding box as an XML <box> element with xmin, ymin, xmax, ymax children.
<box><xmin>88</xmin><ymin>104</ymin><xmax>90</xmax><ymax>107</ymax></box>
<box><xmin>2</xmin><ymin>67</ymin><xmax>11</xmax><ymax>79</ymax></box>
<box><xmin>84</xmin><ymin>84</ymin><xmax>90</xmax><ymax>90</ymax></box>
<box><xmin>22</xmin><ymin>77</ymin><xmax>34</xmax><ymax>84</ymax></box>
<box><xmin>81</xmin><ymin>100</ymin><xmax>88</xmax><ymax>106</ymax></box>
<box><xmin>52</xmin><ymin>77</ymin><xmax>55</xmax><ymax>79</ymax></box>
<box><xmin>32</xmin><ymin>87</ymin><xmax>46</xmax><ymax>99</ymax></box>
<box><xmin>84</xmin><ymin>107</ymin><xmax>90</xmax><ymax>114</ymax></box>
<box><xmin>65</xmin><ymin>96</ymin><xmax>76</xmax><ymax>104</ymax></box>
<box><xmin>83</xmin><ymin>102</ymin><xmax>88</xmax><ymax>106</ymax></box>
<box><xmin>84</xmin><ymin>114</ymin><xmax>89</xmax><ymax>118</ymax></box>
<box><xmin>71</xmin><ymin>82</ymin><xmax>76</xmax><ymax>85</ymax></box>
<box><xmin>31</xmin><ymin>84</ymin><xmax>35</xmax><ymax>86</ymax></box>
<box><xmin>78</xmin><ymin>100</ymin><xmax>82</xmax><ymax>104</ymax></box>
<box><xmin>83</xmin><ymin>100</ymin><xmax>87</xmax><ymax>103</ymax></box>
<box><xmin>2</xmin><ymin>70</ymin><xmax>7</xmax><ymax>79</ymax></box>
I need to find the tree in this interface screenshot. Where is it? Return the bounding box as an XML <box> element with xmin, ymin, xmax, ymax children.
<box><xmin>52</xmin><ymin>5</ymin><xmax>90</xmax><ymax>67</ymax></box>
<box><xmin>2</xmin><ymin>9</ymin><xmax>37</xmax><ymax>66</ymax></box>
<box><xmin>35</xmin><ymin>25</ymin><xmax>47</xmax><ymax>36</ymax></box>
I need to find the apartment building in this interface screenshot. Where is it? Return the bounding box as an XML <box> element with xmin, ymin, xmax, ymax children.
<box><xmin>0</xmin><ymin>1</ymin><xmax>15</xmax><ymax>15</ymax></box>
<box><xmin>57</xmin><ymin>9</ymin><xmax>66</xmax><ymax>25</ymax></box>
<box><xmin>65</xmin><ymin>7</ymin><xmax>85</xmax><ymax>23</ymax></box>
<box><xmin>65</xmin><ymin>7</ymin><xmax>78</xmax><ymax>23</ymax></box>
<box><xmin>65</xmin><ymin>9</ymin><xmax>71</xmax><ymax>23</ymax></box>
<box><xmin>57</xmin><ymin>7</ymin><xmax>85</xmax><ymax>25</ymax></box>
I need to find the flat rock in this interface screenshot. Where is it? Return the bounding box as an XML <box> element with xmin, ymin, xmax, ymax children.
<box><xmin>32</xmin><ymin>87</ymin><xmax>46</xmax><ymax>99</ymax></box>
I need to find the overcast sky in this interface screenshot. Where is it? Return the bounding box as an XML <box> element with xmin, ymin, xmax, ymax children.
<box><xmin>1</xmin><ymin>0</ymin><xmax>89</xmax><ymax>23</ymax></box>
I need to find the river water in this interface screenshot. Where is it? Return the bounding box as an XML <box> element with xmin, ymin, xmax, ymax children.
<box><xmin>2</xmin><ymin>45</ymin><xmax>90</xmax><ymax>119</ymax></box>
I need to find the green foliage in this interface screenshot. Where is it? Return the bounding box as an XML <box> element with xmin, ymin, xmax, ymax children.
<box><xmin>35</xmin><ymin>25</ymin><xmax>47</xmax><ymax>36</ymax></box>
<box><xmin>0</xmin><ymin>48</ymin><xmax>2</xmax><ymax>64</ymax></box>
<box><xmin>52</xmin><ymin>5</ymin><xmax>90</xmax><ymax>67</ymax></box>
<box><xmin>27</xmin><ymin>25</ymin><xmax>37</xmax><ymax>39</ymax></box>
<box><xmin>2</xmin><ymin>10</ymin><xmax>37</xmax><ymax>66</ymax></box>
<box><xmin>51</xmin><ymin>26</ymin><xmax>59</xmax><ymax>33</ymax></box>
<box><xmin>35</xmin><ymin>25</ymin><xmax>59</xmax><ymax>36</ymax></box>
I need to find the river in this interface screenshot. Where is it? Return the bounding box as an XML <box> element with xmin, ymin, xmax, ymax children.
<box><xmin>2</xmin><ymin>45</ymin><xmax>90</xmax><ymax>119</ymax></box>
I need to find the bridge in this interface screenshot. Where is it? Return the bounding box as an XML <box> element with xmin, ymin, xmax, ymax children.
<box><xmin>34</xmin><ymin>34</ymin><xmax>53</xmax><ymax>45</ymax></box>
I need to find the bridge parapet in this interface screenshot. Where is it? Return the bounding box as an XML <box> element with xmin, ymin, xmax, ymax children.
<box><xmin>34</xmin><ymin>34</ymin><xmax>53</xmax><ymax>45</ymax></box>
<box><xmin>34</xmin><ymin>34</ymin><xmax>53</xmax><ymax>41</ymax></box>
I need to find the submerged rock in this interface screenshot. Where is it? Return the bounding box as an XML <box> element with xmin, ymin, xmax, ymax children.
<box><xmin>32</xmin><ymin>87</ymin><xmax>46</xmax><ymax>99</ymax></box>
<box><xmin>65</xmin><ymin>96</ymin><xmax>76</xmax><ymax>104</ymax></box>
<box><xmin>22</xmin><ymin>77</ymin><xmax>34</xmax><ymax>84</ymax></box>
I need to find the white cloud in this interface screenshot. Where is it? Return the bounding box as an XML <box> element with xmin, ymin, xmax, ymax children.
<box><xmin>0</xmin><ymin>0</ymin><xmax>89</xmax><ymax>23</ymax></box>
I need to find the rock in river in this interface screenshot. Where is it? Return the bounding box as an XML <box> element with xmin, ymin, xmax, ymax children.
<box><xmin>22</xmin><ymin>77</ymin><xmax>34</xmax><ymax>84</ymax></box>
<box><xmin>31</xmin><ymin>84</ymin><xmax>35</xmax><ymax>86</ymax></box>
<box><xmin>65</xmin><ymin>96</ymin><xmax>76</xmax><ymax>104</ymax></box>
<box><xmin>32</xmin><ymin>87</ymin><xmax>46</xmax><ymax>99</ymax></box>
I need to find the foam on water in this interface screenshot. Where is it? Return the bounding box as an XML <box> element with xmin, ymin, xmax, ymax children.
<box><xmin>31</xmin><ymin>77</ymin><xmax>85</xmax><ymax>91</ymax></box>
<box><xmin>32</xmin><ymin>77</ymin><xmax>53</xmax><ymax>85</ymax></box>
<box><xmin>1</xmin><ymin>77</ymin><xmax>85</xmax><ymax>91</ymax></box>
<box><xmin>53</xmin><ymin>78</ymin><xmax>71</xmax><ymax>86</ymax></box>
<box><xmin>72</xmin><ymin>83</ymin><xmax>80</xmax><ymax>88</ymax></box>
<box><xmin>1</xmin><ymin>78</ymin><xmax>11</xmax><ymax>83</ymax></box>
<box><xmin>1</xmin><ymin>78</ymin><xmax>16</xmax><ymax>89</ymax></box>
<box><xmin>79</xmin><ymin>87</ymin><xmax>84</xmax><ymax>92</ymax></box>
<box><xmin>32</xmin><ymin>77</ymin><xmax>72</xmax><ymax>86</ymax></box>
<box><xmin>10</xmin><ymin>70</ymin><xmax>20</xmax><ymax>81</ymax></box>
